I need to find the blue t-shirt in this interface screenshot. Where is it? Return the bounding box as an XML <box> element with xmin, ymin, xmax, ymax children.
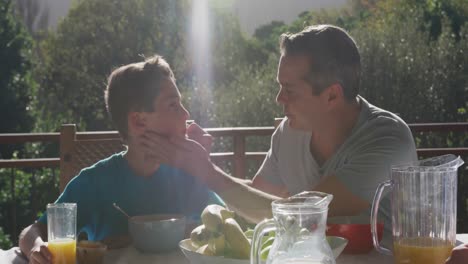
<box><xmin>38</xmin><ymin>152</ymin><xmax>224</xmax><ymax>241</ymax></box>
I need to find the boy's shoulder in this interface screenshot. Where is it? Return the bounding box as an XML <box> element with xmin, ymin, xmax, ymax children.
<box><xmin>83</xmin><ymin>151</ymin><xmax>124</xmax><ymax>170</ymax></box>
<box><xmin>71</xmin><ymin>151</ymin><xmax>126</xmax><ymax>183</ymax></box>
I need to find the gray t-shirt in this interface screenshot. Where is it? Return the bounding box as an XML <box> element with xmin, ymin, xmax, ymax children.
<box><xmin>257</xmin><ymin>96</ymin><xmax>417</xmax><ymax>230</ymax></box>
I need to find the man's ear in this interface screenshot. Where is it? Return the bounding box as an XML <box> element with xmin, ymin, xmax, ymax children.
<box><xmin>324</xmin><ymin>83</ymin><xmax>344</xmax><ymax>109</ymax></box>
<box><xmin>128</xmin><ymin>112</ymin><xmax>146</xmax><ymax>134</ymax></box>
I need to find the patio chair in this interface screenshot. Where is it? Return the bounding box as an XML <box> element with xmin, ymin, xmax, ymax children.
<box><xmin>59</xmin><ymin>124</ymin><xmax>125</xmax><ymax>192</ymax></box>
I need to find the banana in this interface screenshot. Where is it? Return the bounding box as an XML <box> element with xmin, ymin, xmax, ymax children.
<box><xmin>190</xmin><ymin>224</ymin><xmax>211</xmax><ymax>248</ymax></box>
<box><xmin>201</xmin><ymin>204</ymin><xmax>234</xmax><ymax>232</ymax></box>
<box><xmin>220</xmin><ymin>208</ymin><xmax>236</xmax><ymax>220</ymax></box>
<box><xmin>234</xmin><ymin>213</ymin><xmax>251</xmax><ymax>231</ymax></box>
<box><xmin>196</xmin><ymin>244</ymin><xmax>215</xmax><ymax>256</ymax></box>
<box><xmin>223</xmin><ymin>218</ymin><xmax>251</xmax><ymax>259</ymax></box>
<box><xmin>207</xmin><ymin>233</ymin><xmax>225</xmax><ymax>256</ymax></box>
<box><xmin>244</xmin><ymin>229</ymin><xmax>254</xmax><ymax>239</ymax></box>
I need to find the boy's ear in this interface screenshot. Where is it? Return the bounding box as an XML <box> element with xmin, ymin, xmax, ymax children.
<box><xmin>128</xmin><ymin>112</ymin><xmax>147</xmax><ymax>134</ymax></box>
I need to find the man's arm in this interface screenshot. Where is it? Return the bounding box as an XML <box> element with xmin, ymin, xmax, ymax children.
<box><xmin>19</xmin><ymin>222</ymin><xmax>52</xmax><ymax>264</ymax></box>
<box><xmin>141</xmin><ymin>129</ymin><xmax>283</xmax><ymax>223</ymax></box>
<box><xmin>250</xmin><ymin>175</ymin><xmax>290</xmax><ymax>198</ymax></box>
<box><xmin>215</xmin><ymin>170</ymin><xmax>369</xmax><ymax>221</ymax></box>
<box><xmin>252</xmin><ymin>170</ymin><xmax>368</xmax><ymax>217</ymax></box>
<box><xmin>142</xmin><ymin>128</ymin><xmax>375</xmax><ymax>221</ymax></box>
<box><xmin>204</xmin><ymin>165</ymin><xmax>281</xmax><ymax>223</ymax></box>
<box><xmin>311</xmin><ymin>175</ymin><xmax>369</xmax><ymax>217</ymax></box>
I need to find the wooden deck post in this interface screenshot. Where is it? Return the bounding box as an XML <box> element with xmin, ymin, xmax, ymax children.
<box><xmin>59</xmin><ymin>124</ymin><xmax>76</xmax><ymax>192</ymax></box>
<box><xmin>233</xmin><ymin>135</ymin><xmax>246</xmax><ymax>179</ymax></box>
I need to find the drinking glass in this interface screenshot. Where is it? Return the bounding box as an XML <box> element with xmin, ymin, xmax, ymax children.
<box><xmin>47</xmin><ymin>203</ymin><xmax>77</xmax><ymax>264</ymax></box>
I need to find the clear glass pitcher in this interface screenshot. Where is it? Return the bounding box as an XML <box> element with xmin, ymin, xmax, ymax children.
<box><xmin>371</xmin><ymin>154</ymin><xmax>464</xmax><ymax>264</ymax></box>
<box><xmin>251</xmin><ymin>191</ymin><xmax>335</xmax><ymax>264</ymax></box>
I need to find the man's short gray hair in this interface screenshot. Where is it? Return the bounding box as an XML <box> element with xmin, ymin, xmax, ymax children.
<box><xmin>280</xmin><ymin>24</ymin><xmax>361</xmax><ymax>101</ymax></box>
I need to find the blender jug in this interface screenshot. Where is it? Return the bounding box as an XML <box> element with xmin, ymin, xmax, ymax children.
<box><xmin>371</xmin><ymin>154</ymin><xmax>464</xmax><ymax>264</ymax></box>
<box><xmin>251</xmin><ymin>191</ymin><xmax>335</xmax><ymax>264</ymax></box>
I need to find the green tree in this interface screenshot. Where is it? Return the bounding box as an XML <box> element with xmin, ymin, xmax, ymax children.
<box><xmin>0</xmin><ymin>0</ymin><xmax>38</xmax><ymax>248</ymax></box>
<box><xmin>34</xmin><ymin>0</ymin><xmax>259</xmax><ymax>132</ymax></box>
<box><xmin>253</xmin><ymin>0</ymin><xmax>468</xmax><ymax>124</ymax></box>
<box><xmin>34</xmin><ymin>0</ymin><xmax>190</xmax><ymax>132</ymax></box>
<box><xmin>344</xmin><ymin>0</ymin><xmax>468</xmax><ymax>123</ymax></box>
<box><xmin>253</xmin><ymin>21</ymin><xmax>285</xmax><ymax>55</ymax></box>
<box><xmin>0</xmin><ymin>0</ymin><xmax>34</xmax><ymax>158</ymax></box>
<box><xmin>182</xmin><ymin>7</ymin><xmax>271</xmax><ymax>127</ymax></box>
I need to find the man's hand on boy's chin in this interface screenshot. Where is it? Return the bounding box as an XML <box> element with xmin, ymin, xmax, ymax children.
<box><xmin>186</xmin><ymin>123</ymin><xmax>213</xmax><ymax>153</ymax></box>
<box><xmin>140</xmin><ymin>130</ymin><xmax>214</xmax><ymax>182</ymax></box>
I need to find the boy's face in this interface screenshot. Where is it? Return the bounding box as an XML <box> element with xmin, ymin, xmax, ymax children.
<box><xmin>138</xmin><ymin>77</ymin><xmax>190</xmax><ymax>138</ymax></box>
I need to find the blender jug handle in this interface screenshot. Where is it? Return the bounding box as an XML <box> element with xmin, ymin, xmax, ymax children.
<box><xmin>251</xmin><ymin>218</ymin><xmax>276</xmax><ymax>264</ymax></box>
<box><xmin>371</xmin><ymin>180</ymin><xmax>392</xmax><ymax>256</ymax></box>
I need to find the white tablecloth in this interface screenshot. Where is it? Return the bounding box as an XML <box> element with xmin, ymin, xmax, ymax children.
<box><xmin>2</xmin><ymin>234</ymin><xmax>468</xmax><ymax>264</ymax></box>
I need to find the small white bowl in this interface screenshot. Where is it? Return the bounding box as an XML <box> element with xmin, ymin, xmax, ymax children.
<box><xmin>129</xmin><ymin>214</ymin><xmax>186</xmax><ymax>253</ymax></box>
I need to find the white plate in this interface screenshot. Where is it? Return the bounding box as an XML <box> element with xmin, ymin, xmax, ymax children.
<box><xmin>179</xmin><ymin>236</ymin><xmax>348</xmax><ymax>264</ymax></box>
<box><xmin>179</xmin><ymin>239</ymin><xmax>249</xmax><ymax>264</ymax></box>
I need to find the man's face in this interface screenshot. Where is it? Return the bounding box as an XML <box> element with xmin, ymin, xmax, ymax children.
<box><xmin>143</xmin><ymin>77</ymin><xmax>190</xmax><ymax>138</ymax></box>
<box><xmin>276</xmin><ymin>55</ymin><xmax>326</xmax><ymax>131</ymax></box>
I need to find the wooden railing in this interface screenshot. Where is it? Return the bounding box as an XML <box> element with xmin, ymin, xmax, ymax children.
<box><xmin>1</xmin><ymin>122</ymin><xmax>467</xmax><ymax>177</ymax></box>
<box><xmin>0</xmin><ymin>122</ymin><xmax>467</xmax><ymax>243</ymax></box>
<box><xmin>0</xmin><ymin>127</ymin><xmax>275</xmax><ymax>178</ymax></box>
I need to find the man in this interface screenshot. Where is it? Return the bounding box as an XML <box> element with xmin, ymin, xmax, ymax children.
<box><xmin>142</xmin><ymin>25</ymin><xmax>417</xmax><ymax>226</ymax></box>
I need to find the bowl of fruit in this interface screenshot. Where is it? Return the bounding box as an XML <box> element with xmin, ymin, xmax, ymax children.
<box><xmin>179</xmin><ymin>204</ymin><xmax>251</xmax><ymax>264</ymax></box>
<box><xmin>179</xmin><ymin>205</ymin><xmax>348</xmax><ymax>264</ymax></box>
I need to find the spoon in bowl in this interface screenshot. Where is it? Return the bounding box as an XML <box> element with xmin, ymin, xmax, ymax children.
<box><xmin>113</xmin><ymin>203</ymin><xmax>130</xmax><ymax>219</ymax></box>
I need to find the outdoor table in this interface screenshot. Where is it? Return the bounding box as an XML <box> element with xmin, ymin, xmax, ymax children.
<box><xmin>2</xmin><ymin>234</ymin><xmax>468</xmax><ymax>264</ymax></box>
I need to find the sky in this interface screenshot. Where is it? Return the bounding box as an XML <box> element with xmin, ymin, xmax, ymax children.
<box><xmin>33</xmin><ymin>0</ymin><xmax>347</xmax><ymax>35</ymax></box>
<box><xmin>231</xmin><ymin>0</ymin><xmax>348</xmax><ymax>35</ymax></box>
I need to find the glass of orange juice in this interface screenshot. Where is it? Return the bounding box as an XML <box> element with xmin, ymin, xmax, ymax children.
<box><xmin>47</xmin><ymin>203</ymin><xmax>77</xmax><ymax>264</ymax></box>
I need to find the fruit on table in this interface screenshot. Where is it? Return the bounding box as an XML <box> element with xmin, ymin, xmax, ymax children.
<box><xmin>221</xmin><ymin>209</ymin><xmax>236</xmax><ymax>221</ymax></box>
<box><xmin>223</xmin><ymin>218</ymin><xmax>251</xmax><ymax>259</ymax></box>
<box><xmin>196</xmin><ymin>244</ymin><xmax>215</xmax><ymax>256</ymax></box>
<box><xmin>190</xmin><ymin>204</ymin><xmax>251</xmax><ymax>259</ymax></box>
<box><xmin>207</xmin><ymin>233</ymin><xmax>225</xmax><ymax>255</ymax></box>
<box><xmin>262</xmin><ymin>236</ymin><xmax>275</xmax><ymax>249</ymax></box>
<box><xmin>190</xmin><ymin>224</ymin><xmax>211</xmax><ymax>247</ymax></box>
<box><xmin>260</xmin><ymin>244</ymin><xmax>272</xmax><ymax>260</ymax></box>
<box><xmin>201</xmin><ymin>204</ymin><xmax>234</xmax><ymax>232</ymax></box>
<box><xmin>246</xmin><ymin>230</ymin><xmax>275</xmax><ymax>261</ymax></box>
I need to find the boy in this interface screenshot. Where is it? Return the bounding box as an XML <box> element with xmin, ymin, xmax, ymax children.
<box><xmin>19</xmin><ymin>55</ymin><xmax>223</xmax><ymax>264</ymax></box>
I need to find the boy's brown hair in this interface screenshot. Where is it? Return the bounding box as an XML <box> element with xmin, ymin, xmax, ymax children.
<box><xmin>104</xmin><ymin>55</ymin><xmax>174</xmax><ymax>140</ymax></box>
